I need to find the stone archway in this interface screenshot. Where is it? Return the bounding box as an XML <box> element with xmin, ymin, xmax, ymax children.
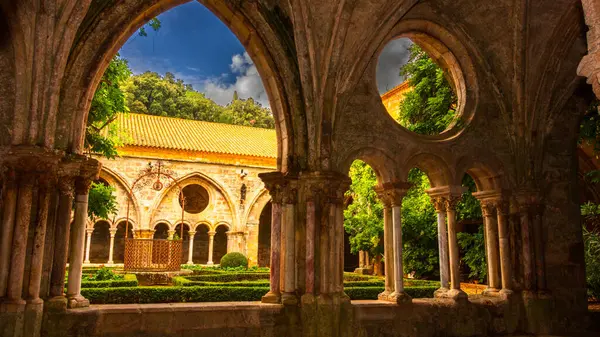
<box><xmin>113</xmin><ymin>221</ymin><xmax>134</xmax><ymax>263</ymax></box>
<box><xmin>257</xmin><ymin>201</ymin><xmax>272</xmax><ymax>267</ymax></box>
<box><xmin>89</xmin><ymin>221</ymin><xmax>110</xmax><ymax>263</ymax></box>
<box><xmin>193</xmin><ymin>224</ymin><xmax>210</xmax><ymax>264</ymax></box>
<box><xmin>213</xmin><ymin>225</ymin><xmax>229</xmax><ymax>265</ymax></box>
<box><xmin>153</xmin><ymin>223</ymin><xmax>169</xmax><ymax>240</ymax></box>
<box><xmin>174</xmin><ymin>223</ymin><xmax>191</xmax><ymax>264</ymax></box>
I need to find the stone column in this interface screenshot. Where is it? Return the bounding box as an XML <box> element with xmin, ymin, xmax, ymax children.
<box><xmin>27</xmin><ymin>174</ymin><xmax>55</xmax><ymax>304</ymax></box>
<box><xmin>48</xmin><ymin>168</ymin><xmax>77</xmax><ymax>304</ymax></box>
<box><xmin>84</xmin><ymin>228</ymin><xmax>93</xmax><ymax>264</ymax></box>
<box><xmin>66</xmin><ymin>159</ymin><xmax>101</xmax><ymax>309</ymax></box>
<box><xmin>376</xmin><ymin>190</ymin><xmax>394</xmax><ymax>301</ymax></box>
<box><xmin>517</xmin><ymin>198</ymin><xmax>535</xmax><ymax>292</ymax></box>
<box><xmin>187</xmin><ymin>231</ymin><xmax>196</xmax><ymax>265</ymax></box>
<box><xmin>433</xmin><ymin>197</ymin><xmax>450</xmax><ymax>295</ymax></box>
<box><xmin>6</xmin><ymin>172</ymin><xmax>35</xmax><ymax>305</ymax></box>
<box><xmin>281</xmin><ymin>177</ymin><xmax>298</xmax><ymax>304</ymax></box>
<box><xmin>207</xmin><ymin>231</ymin><xmax>216</xmax><ymax>265</ymax></box>
<box><xmin>446</xmin><ymin>195</ymin><xmax>467</xmax><ymax>300</ymax></box>
<box><xmin>481</xmin><ymin>201</ymin><xmax>501</xmax><ymax>293</ymax></box>
<box><xmin>532</xmin><ymin>203</ymin><xmax>547</xmax><ymax>293</ymax></box>
<box><xmin>0</xmin><ymin>169</ymin><xmax>17</xmax><ymax>298</ymax></box>
<box><xmin>108</xmin><ymin>228</ymin><xmax>117</xmax><ymax>264</ymax></box>
<box><xmin>380</xmin><ymin>182</ymin><xmax>411</xmax><ymax>303</ymax></box>
<box><xmin>259</xmin><ymin>172</ymin><xmax>285</xmax><ymax>303</ymax></box>
<box><xmin>495</xmin><ymin>200</ymin><xmax>513</xmax><ymax>293</ymax></box>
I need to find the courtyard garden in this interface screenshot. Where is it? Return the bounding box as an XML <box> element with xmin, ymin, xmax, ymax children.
<box><xmin>74</xmin><ymin>263</ymin><xmax>440</xmax><ymax>305</ymax></box>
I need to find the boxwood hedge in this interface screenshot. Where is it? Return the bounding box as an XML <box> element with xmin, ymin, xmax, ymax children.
<box><xmin>183</xmin><ymin>273</ymin><xmax>269</xmax><ymax>282</ymax></box>
<box><xmin>82</xmin><ymin>286</ymin><xmax>269</xmax><ymax>304</ymax></box>
<box><xmin>77</xmin><ymin>274</ymin><xmax>138</xmax><ymax>289</ymax></box>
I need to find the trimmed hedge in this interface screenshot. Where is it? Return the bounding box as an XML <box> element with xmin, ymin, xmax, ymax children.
<box><xmin>77</xmin><ymin>274</ymin><xmax>138</xmax><ymax>289</ymax></box>
<box><xmin>82</xmin><ymin>285</ymin><xmax>438</xmax><ymax>304</ymax></box>
<box><xmin>343</xmin><ymin>281</ymin><xmax>385</xmax><ymax>287</ymax></box>
<box><xmin>344</xmin><ymin>286</ymin><xmax>438</xmax><ymax>300</ymax></box>
<box><xmin>82</xmin><ymin>286</ymin><xmax>269</xmax><ymax>304</ymax></box>
<box><xmin>181</xmin><ymin>281</ymin><xmax>271</xmax><ymax>287</ymax></box>
<box><xmin>183</xmin><ymin>273</ymin><xmax>269</xmax><ymax>282</ymax></box>
<box><xmin>220</xmin><ymin>252</ymin><xmax>249</xmax><ymax>268</ymax></box>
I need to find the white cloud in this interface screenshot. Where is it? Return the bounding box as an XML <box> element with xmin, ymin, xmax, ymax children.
<box><xmin>376</xmin><ymin>38</ymin><xmax>413</xmax><ymax>94</ymax></box>
<box><xmin>202</xmin><ymin>52</ymin><xmax>270</xmax><ymax>108</ymax></box>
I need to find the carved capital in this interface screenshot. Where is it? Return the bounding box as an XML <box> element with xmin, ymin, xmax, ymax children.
<box><xmin>378</xmin><ymin>181</ymin><xmax>411</xmax><ymax>207</ymax></box>
<box><xmin>259</xmin><ymin>171</ymin><xmax>286</xmax><ymax>204</ymax></box>
<box><xmin>444</xmin><ymin>195</ymin><xmax>462</xmax><ymax>212</ymax></box>
<box><xmin>432</xmin><ymin>196</ymin><xmax>446</xmax><ymax>213</ymax></box>
<box><xmin>480</xmin><ymin>201</ymin><xmax>496</xmax><ymax>217</ymax></box>
<box><xmin>299</xmin><ymin>171</ymin><xmax>351</xmax><ymax>205</ymax></box>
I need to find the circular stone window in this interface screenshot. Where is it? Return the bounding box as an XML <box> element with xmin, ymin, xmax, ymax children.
<box><xmin>376</xmin><ymin>33</ymin><xmax>470</xmax><ymax>137</ymax></box>
<box><xmin>179</xmin><ymin>184</ymin><xmax>209</xmax><ymax>214</ymax></box>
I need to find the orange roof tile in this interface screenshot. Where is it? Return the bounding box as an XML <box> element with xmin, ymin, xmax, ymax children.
<box><xmin>116</xmin><ymin>113</ymin><xmax>277</xmax><ymax>158</ymax></box>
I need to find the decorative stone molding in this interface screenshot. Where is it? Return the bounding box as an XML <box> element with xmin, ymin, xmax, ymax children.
<box><xmin>579</xmin><ymin>0</ymin><xmax>600</xmax><ymax>98</ymax></box>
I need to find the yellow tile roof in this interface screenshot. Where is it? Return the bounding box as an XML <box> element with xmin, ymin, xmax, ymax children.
<box><xmin>116</xmin><ymin>113</ymin><xmax>277</xmax><ymax>158</ymax></box>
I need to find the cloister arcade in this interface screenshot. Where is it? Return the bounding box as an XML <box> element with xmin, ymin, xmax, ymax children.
<box><xmin>1</xmin><ymin>0</ymin><xmax>599</xmax><ymax>336</ymax></box>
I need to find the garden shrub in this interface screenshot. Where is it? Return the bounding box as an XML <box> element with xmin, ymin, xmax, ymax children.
<box><xmin>82</xmin><ymin>286</ymin><xmax>269</xmax><ymax>304</ymax></box>
<box><xmin>343</xmin><ymin>281</ymin><xmax>384</xmax><ymax>287</ymax></box>
<box><xmin>82</xmin><ymin>267</ymin><xmax>123</xmax><ymax>281</ymax></box>
<box><xmin>80</xmin><ymin>279</ymin><xmax>138</xmax><ymax>288</ymax></box>
<box><xmin>219</xmin><ymin>252</ymin><xmax>249</xmax><ymax>268</ymax></box>
<box><xmin>342</xmin><ymin>273</ymin><xmax>373</xmax><ymax>281</ymax></box>
<box><xmin>583</xmin><ymin>226</ymin><xmax>600</xmax><ymax>299</ymax></box>
<box><xmin>183</xmin><ymin>273</ymin><xmax>269</xmax><ymax>282</ymax></box>
<box><xmin>337</xmin><ymin>286</ymin><xmax>438</xmax><ymax>300</ymax></box>
<box><xmin>179</xmin><ymin>281</ymin><xmax>271</xmax><ymax>287</ymax></box>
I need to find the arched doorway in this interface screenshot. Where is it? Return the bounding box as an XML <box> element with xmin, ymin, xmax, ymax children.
<box><xmin>193</xmin><ymin>224</ymin><xmax>210</xmax><ymax>264</ymax></box>
<box><xmin>174</xmin><ymin>223</ymin><xmax>191</xmax><ymax>264</ymax></box>
<box><xmin>257</xmin><ymin>201</ymin><xmax>272</xmax><ymax>267</ymax></box>
<box><xmin>90</xmin><ymin>221</ymin><xmax>110</xmax><ymax>263</ymax></box>
<box><xmin>153</xmin><ymin>223</ymin><xmax>170</xmax><ymax>239</ymax></box>
<box><xmin>213</xmin><ymin>225</ymin><xmax>228</xmax><ymax>264</ymax></box>
<box><xmin>113</xmin><ymin>221</ymin><xmax>134</xmax><ymax>263</ymax></box>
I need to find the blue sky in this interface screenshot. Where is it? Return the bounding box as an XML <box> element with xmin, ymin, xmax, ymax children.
<box><xmin>119</xmin><ymin>1</ymin><xmax>410</xmax><ymax>107</ymax></box>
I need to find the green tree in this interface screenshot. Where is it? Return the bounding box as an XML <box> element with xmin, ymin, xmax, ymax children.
<box><xmin>397</xmin><ymin>44</ymin><xmax>457</xmax><ymax>135</ymax></box>
<box><xmin>88</xmin><ymin>182</ymin><xmax>118</xmax><ymax>220</ymax></box>
<box><xmin>221</xmin><ymin>94</ymin><xmax>275</xmax><ymax>128</ymax></box>
<box><xmin>85</xmin><ymin>54</ymin><xmax>131</xmax><ymax>158</ymax></box>
<box><xmin>344</xmin><ymin>161</ymin><xmax>384</xmax><ymax>258</ymax></box>
<box><xmin>401</xmin><ymin>169</ymin><xmax>438</xmax><ymax>278</ymax></box>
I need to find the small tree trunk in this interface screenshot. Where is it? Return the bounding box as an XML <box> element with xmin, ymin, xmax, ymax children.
<box><xmin>373</xmin><ymin>254</ymin><xmax>383</xmax><ymax>276</ymax></box>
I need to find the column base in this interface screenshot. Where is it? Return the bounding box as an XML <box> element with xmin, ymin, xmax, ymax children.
<box><xmin>261</xmin><ymin>291</ymin><xmax>281</xmax><ymax>304</ymax></box>
<box><xmin>186</xmin><ymin>261</ymin><xmax>194</xmax><ymax>265</ymax></box>
<box><xmin>67</xmin><ymin>294</ymin><xmax>90</xmax><ymax>309</ymax></box>
<box><xmin>84</xmin><ymin>260</ymin><xmax>90</xmax><ymax>264</ymax></box>
<box><xmin>388</xmin><ymin>291</ymin><xmax>412</xmax><ymax>304</ymax></box>
<box><xmin>377</xmin><ymin>290</ymin><xmax>391</xmax><ymax>301</ymax></box>
<box><xmin>281</xmin><ymin>292</ymin><xmax>298</xmax><ymax>305</ymax></box>
<box><xmin>434</xmin><ymin>287</ymin><xmax>449</xmax><ymax>298</ymax></box>
<box><xmin>482</xmin><ymin>287</ymin><xmax>501</xmax><ymax>296</ymax></box>
<box><xmin>107</xmin><ymin>260</ymin><xmax>114</xmax><ymax>265</ymax></box>
<box><xmin>447</xmin><ymin>288</ymin><xmax>468</xmax><ymax>301</ymax></box>
<box><xmin>206</xmin><ymin>261</ymin><xmax>214</xmax><ymax>266</ymax></box>
<box><xmin>499</xmin><ymin>288</ymin><xmax>514</xmax><ymax>300</ymax></box>
<box><xmin>45</xmin><ymin>296</ymin><xmax>68</xmax><ymax>311</ymax></box>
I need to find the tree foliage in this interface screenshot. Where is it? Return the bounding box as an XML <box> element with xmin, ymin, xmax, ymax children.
<box><xmin>397</xmin><ymin>44</ymin><xmax>458</xmax><ymax>135</ymax></box>
<box><xmin>88</xmin><ymin>182</ymin><xmax>118</xmax><ymax>220</ymax></box>
<box><xmin>344</xmin><ymin>161</ymin><xmax>384</xmax><ymax>257</ymax></box>
<box><xmin>85</xmin><ymin>54</ymin><xmax>131</xmax><ymax>159</ymax></box>
<box><xmin>401</xmin><ymin>169</ymin><xmax>438</xmax><ymax>278</ymax></box>
<box><xmin>122</xmin><ymin>72</ymin><xmax>274</xmax><ymax>128</ymax></box>
<box><xmin>457</xmin><ymin>226</ymin><xmax>487</xmax><ymax>283</ymax></box>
